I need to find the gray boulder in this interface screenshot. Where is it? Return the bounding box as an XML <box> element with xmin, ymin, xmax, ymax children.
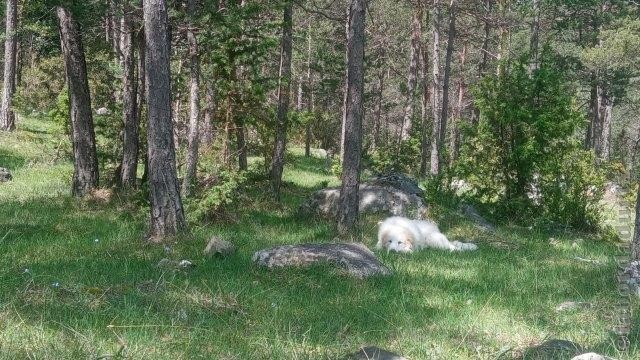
<box><xmin>460</xmin><ymin>203</ymin><xmax>495</xmax><ymax>232</ymax></box>
<box><xmin>368</xmin><ymin>173</ymin><xmax>424</xmax><ymax>197</ymax></box>
<box><xmin>252</xmin><ymin>243</ymin><xmax>391</xmax><ymax>279</ymax></box>
<box><xmin>204</xmin><ymin>236</ymin><xmax>236</xmax><ymax>257</ymax></box>
<box><xmin>571</xmin><ymin>353</ymin><xmax>611</xmax><ymax>360</ymax></box>
<box><xmin>0</xmin><ymin>167</ymin><xmax>12</xmax><ymax>182</ymax></box>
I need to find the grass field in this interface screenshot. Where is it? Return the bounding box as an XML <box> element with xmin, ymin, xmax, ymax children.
<box><xmin>1</xmin><ymin>117</ymin><xmax>638</xmax><ymax>359</ymax></box>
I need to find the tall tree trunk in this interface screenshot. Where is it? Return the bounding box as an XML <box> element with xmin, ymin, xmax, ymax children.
<box><xmin>437</xmin><ymin>0</ymin><xmax>456</xmax><ymax>169</ymax></box>
<box><xmin>270</xmin><ymin>0</ymin><xmax>294</xmax><ymax>200</ymax></box>
<box><xmin>450</xmin><ymin>42</ymin><xmax>465</xmax><ymax>164</ymax></box>
<box><xmin>429</xmin><ymin>0</ymin><xmax>442</xmax><ymax>175</ymax></box>
<box><xmin>529</xmin><ymin>0</ymin><xmax>540</xmax><ymax>73</ymax></box>
<box><xmin>0</xmin><ymin>0</ymin><xmax>18</xmax><ymax>131</ymax></box>
<box><xmin>633</xmin><ymin>186</ymin><xmax>640</xmax><ymax>260</ymax></box>
<box><xmin>472</xmin><ymin>0</ymin><xmax>492</xmax><ymax>125</ymax></box>
<box><xmin>234</xmin><ymin>0</ymin><xmax>248</xmax><ymax>171</ymax></box>
<box><xmin>337</xmin><ymin>0</ymin><xmax>367</xmax><ymax>234</ymax></box>
<box><xmin>183</xmin><ymin>0</ymin><xmax>201</xmax><ymax>197</ymax></box>
<box><xmin>400</xmin><ymin>3</ymin><xmax>422</xmax><ymax>141</ymax></box>
<box><xmin>599</xmin><ymin>91</ymin><xmax>613</xmax><ymax>162</ymax></box>
<box><xmin>57</xmin><ymin>7</ymin><xmax>100</xmax><ymax>197</ymax></box>
<box><xmin>143</xmin><ymin>0</ymin><xmax>186</xmax><ymax>239</ymax></box>
<box><xmin>585</xmin><ymin>75</ymin><xmax>597</xmax><ymax>149</ymax></box>
<box><xmin>305</xmin><ymin>23</ymin><xmax>313</xmax><ymax>157</ymax></box>
<box><xmin>137</xmin><ymin>28</ymin><xmax>148</xmax><ymax>184</ymax></box>
<box><xmin>119</xmin><ymin>1</ymin><xmax>139</xmax><ymax>189</ymax></box>
<box><xmin>372</xmin><ymin>69</ymin><xmax>384</xmax><ymax>152</ymax></box>
<box><xmin>340</xmin><ymin>6</ymin><xmax>350</xmax><ymax>163</ymax></box>
<box><xmin>201</xmin><ymin>80</ymin><xmax>214</xmax><ymax>146</ymax></box>
<box><xmin>496</xmin><ymin>0</ymin><xmax>508</xmax><ymax>76</ymax></box>
<box><xmin>419</xmin><ymin>41</ymin><xmax>430</xmax><ymax>178</ymax></box>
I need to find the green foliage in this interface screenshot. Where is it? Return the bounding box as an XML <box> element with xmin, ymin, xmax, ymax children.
<box><xmin>186</xmin><ymin>170</ymin><xmax>247</xmax><ymax>222</ymax></box>
<box><xmin>457</xmin><ymin>52</ymin><xmax>603</xmax><ymax>228</ymax></box>
<box><xmin>48</xmin><ymin>89</ymin><xmax>70</xmax><ymax>131</ymax></box>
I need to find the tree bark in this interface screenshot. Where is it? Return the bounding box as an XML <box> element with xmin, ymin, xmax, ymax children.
<box><xmin>529</xmin><ymin>0</ymin><xmax>540</xmax><ymax>73</ymax></box>
<box><xmin>305</xmin><ymin>23</ymin><xmax>313</xmax><ymax>157</ymax></box>
<box><xmin>270</xmin><ymin>0</ymin><xmax>294</xmax><ymax>200</ymax></box>
<box><xmin>372</xmin><ymin>69</ymin><xmax>384</xmax><ymax>152</ymax></box>
<box><xmin>234</xmin><ymin>0</ymin><xmax>248</xmax><ymax>171</ymax></box>
<box><xmin>419</xmin><ymin>41</ymin><xmax>430</xmax><ymax>178</ymax></box>
<box><xmin>471</xmin><ymin>0</ymin><xmax>492</xmax><ymax>126</ymax></box>
<box><xmin>585</xmin><ymin>75</ymin><xmax>597</xmax><ymax>149</ymax></box>
<box><xmin>400</xmin><ymin>3</ymin><xmax>422</xmax><ymax>141</ymax></box>
<box><xmin>0</xmin><ymin>0</ymin><xmax>18</xmax><ymax>131</ymax></box>
<box><xmin>201</xmin><ymin>80</ymin><xmax>214</xmax><ymax>146</ymax></box>
<box><xmin>337</xmin><ymin>0</ymin><xmax>367</xmax><ymax>234</ymax></box>
<box><xmin>143</xmin><ymin>0</ymin><xmax>186</xmax><ymax>239</ymax></box>
<box><xmin>598</xmin><ymin>90</ymin><xmax>613</xmax><ymax>162</ymax></box>
<box><xmin>183</xmin><ymin>0</ymin><xmax>201</xmax><ymax>197</ymax></box>
<box><xmin>119</xmin><ymin>1</ymin><xmax>139</xmax><ymax>189</ymax></box>
<box><xmin>450</xmin><ymin>42</ymin><xmax>465</xmax><ymax>164</ymax></box>
<box><xmin>57</xmin><ymin>7</ymin><xmax>100</xmax><ymax>197</ymax></box>
<box><xmin>429</xmin><ymin>0</ymin><xmax>442</xmax><ymax>175</ymax></box>
<box><xmin>633</xmin><ymin>186</ymin><xmax>640</xmax><ymax>260</ymax></box>
<box><xmin>437</xmin><ymin>0</ymin><xmax>456</xmax><ymax>171</ymax></box>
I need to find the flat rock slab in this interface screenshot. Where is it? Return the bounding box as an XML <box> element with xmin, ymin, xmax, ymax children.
<box><xmin>346</xmin><ymin>346</ymin><xmax>406</xmax><ymax>360</ymax></box>
<box><xmin>0</xmin><ymin>167</ymin><xmax>12</xmax><ymax>182</ymax></box>
<box><xmin>252</xmin><ymin>243</ymin><xmax>391</xmax><ymax>279</ymax></box>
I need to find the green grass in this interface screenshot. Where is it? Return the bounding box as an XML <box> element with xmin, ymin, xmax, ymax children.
<box><xmin>1</xmin><ymin>117</ymin><xmax>638</xmax><ymax>359</ymax></box>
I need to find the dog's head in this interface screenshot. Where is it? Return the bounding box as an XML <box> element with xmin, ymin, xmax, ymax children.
<box><xmin>381</xmin><ymin>230</ymin><xmax>414</xmax><ymax>253</ymax></box>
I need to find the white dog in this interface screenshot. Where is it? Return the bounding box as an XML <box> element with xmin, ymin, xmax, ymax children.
<box><xmin>376</xmin><ymin>216</ymin><xmax>478</xmax><ymax>253</ymax></box>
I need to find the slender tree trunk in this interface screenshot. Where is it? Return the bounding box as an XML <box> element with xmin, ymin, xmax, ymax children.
<box><xmin>119</xmin><ymin>1</ymin><xmax>139</xmax><ymax>189</ymax></box>
<box><xmin>585</xmin><ymin>76</ymin><xmax>597</xmax><ymax>149</ymax></box>
<box><xmin>400</xmin><ymin>3</ymin><xmax>422</xmax><ymax>141</ymax></box>
<box><xmin>57</xmin><ymin>7</ymin><xmax>100</xmax><ymax>197</ymax></box>
<box><xmin>340</xmin><ymin>6</ymin><xmax>350</xmax><ymax>163</ymax></box>
<box><xmin>337</xmin><ymin>0</ymin><xmax>367</xmax><ymax>234</ymax></box>
<box><xmin>137</xmin><ymin>28</ymin><xmax>148</xmax><ymax>184</ymax></box>
<box><xmin>419</xmin><ymin>42</ymin><xmax>430</xmax><ymax>178</ymax></box>
<box><xmin>0</xmin><ymin>0</ymin><xmax>18</xmax><ymax>131</ymax></box>
<box><xmin>450</xmin><ymin>42</ymin><xmax>465</xmax><ymax>164</ymax></box>
<box><xmin>429</xmin><ymin>0</ymin><xmax>442</xmax><ymax>175</ymax></box>
<box><xmin>437</xmin><ymin>0</ymin><xmax>456</xmax><ymax>169</ymax></box>
<box><xmin>183</xmin><ymin>0</ymin><xmax>201</xmax><ymax>197</ymax></box>
<box><xmin>143</xmin><ymin>0</ymin><xmax>186</xmax><ymax>239</ymax></box>
<box><xmin>305</xmin><ymin>23</ymin><xmax>313</xmax><ymax>157</ymax></box>
<box><xmin>496</xmin><ymin>0</ymin><xmax>508</xmax><ymax>76</ymax></box>
<box><xmin>472</xmin><ymin>0</ymin><xmax>492</xmax><ymax>125</ymax></box>
<box><xmin>201</xmin><ymin>80</ymin><xmax>214</xmax><ymax>146</ymax></box>
<box><xmin>529</xmin><ymin>0</ymin><xmax>540</xmax><ymax>73</ymax></box>
<box><xmin>234</xmin><ymin>0</ymin><xmax>248</xmax><ymax>171</ymax></box>
<box><xmin>223</xmin><ymin>93</ymin><xmax>232</xmax><ymax>167</ymax></box>
<box><xmin>270</xmin><ymin>0</ymin><xmax>294</xmax><ymax>200</ymax></box>
<box><xmin>372</xmin><ymin>69</ymin><xmax>384</xmax><ymax>151</ymax></box>
<box><xmin>599</xmin><ymin>91</ymin><xmax>613</xmax><ymax>162</ymax></box>
<box><xmin>633</xmin><ymin>186</ymin><xmax>640</xmax><ymax>260</ymax></box>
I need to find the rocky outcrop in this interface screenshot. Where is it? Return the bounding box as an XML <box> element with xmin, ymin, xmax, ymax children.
<box><xmin>299</xmin><ymin>173</ymin><xmax>427</xmax><ymax>219</ymax></box>
<box><xmin>0</xmin><ymin>167</ymin><xmax>12</xmax><ymax>182</ymax></box>
<box><xmin>252</xmin><ymin>243</ymin><xmax>391</xmax><ymax>279</ymax></box>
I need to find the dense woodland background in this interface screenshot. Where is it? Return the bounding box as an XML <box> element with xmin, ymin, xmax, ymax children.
<box><xmin>1</xmin><ymin>0</ymin><xmax>640</xmax><ymax>358</ymax></box>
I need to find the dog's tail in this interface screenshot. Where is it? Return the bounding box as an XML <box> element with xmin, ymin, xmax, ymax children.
<box><xmin>450</xmin><ymin>241</ymin><xmax>479</xmax><ymax>252</ymax></box>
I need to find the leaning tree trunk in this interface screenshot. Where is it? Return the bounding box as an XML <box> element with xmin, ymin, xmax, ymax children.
<box><xmin>57</xmin><ymin>7</ymin><xmax>99</xmax><ymax>197</ymax></box>
<box><xmin>119</xmin><ymin>1</ymin><xmax>139</xmax><ymax>189</ymax></box>
<box><xmin>143</xmin><ymin>0</ymin><xmax>186</xmax><ymax>239</ymax></box>
<box><xmin>429</xmin><ymin>0</ymin><xmax>442</xmax><ymax>175</ymax></box>
<box><xmin>337</xmin><ymin>0</ymin><xmax>367</xmax><ymax>234</ymax></box>
<box><xmin>399</xmin><ymin>3</ymin><xmax>422</xmax><ymax>141</ymax></box>
<box><xmin>270</xmin><ymin>0</ymin><xmax>294</xmax><ymax>200</ymax></box>
<box><xmin>632</xmin><ymin>183</ymin><xmax>640</xmax><ymax>260</ymax></box>
<box><xmin>0</xmin><ymin>0</ymin><xmax>18</xmax><ymax>131</ymax></box>
<box><xmin>182</xmin><ymin>0</ymin><xmax>201</xmax><ymax>197</ymax></box>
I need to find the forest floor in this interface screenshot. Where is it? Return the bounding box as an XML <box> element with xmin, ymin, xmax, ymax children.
<box><xmin>0</xmin><ymin>117</ymin><xmax>638</xmax><ymax>359</ymax></box>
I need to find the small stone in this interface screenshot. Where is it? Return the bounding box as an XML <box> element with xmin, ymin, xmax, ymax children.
<box><xmin>571</xmin><ymin>352</ymin><xmax>611</xmax><ymax>360</ymax></box>
<box><xmin>204</xmin><ymin>236</ymin><xmax>236</xmax><ymax>257</ymax></box>
<box><xmin>178</xmin><ymin>259</ymin><xmax>195</xmax><ymax>269</ymax></box>
<box><xmin>96</xmin><ymin>107</ymin><xmax>111</xmax><ymax>115</ymax></box>
<box><xmin>555</xmin><ymin>301</ymin><xmax>592</xmax><ymax>312</ymax></box>
<box><xmin>0</xmin><ymin>167</ymin><xmax>12</xmax><ymax>182</ymax></box>
<box><xmin>156</xmin><ymin>258</ymin><xmax>174</xmax><ymax>269</ymax></box>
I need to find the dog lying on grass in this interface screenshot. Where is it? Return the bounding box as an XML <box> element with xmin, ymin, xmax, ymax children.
<box><xmin>377</xmin><ymin>216</ymin><xmax>478</xmax><ymax>253</ymax></box>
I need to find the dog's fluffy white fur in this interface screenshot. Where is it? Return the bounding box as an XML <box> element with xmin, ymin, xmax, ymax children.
<box><xmin>376</xmin><ymin>216</ymin><xmax>478</xmax><ymax>253</ymax></box>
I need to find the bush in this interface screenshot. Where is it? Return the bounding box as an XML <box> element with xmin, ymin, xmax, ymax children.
<box><xmin>186</xmin><ymin>170</ymin><xmax>247</xmax><ymax>222</ymax></box>
<box><xmin>456</xmin><ymin>51</ymin><xmax>604</xmax><ymax>229</ymax></box>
